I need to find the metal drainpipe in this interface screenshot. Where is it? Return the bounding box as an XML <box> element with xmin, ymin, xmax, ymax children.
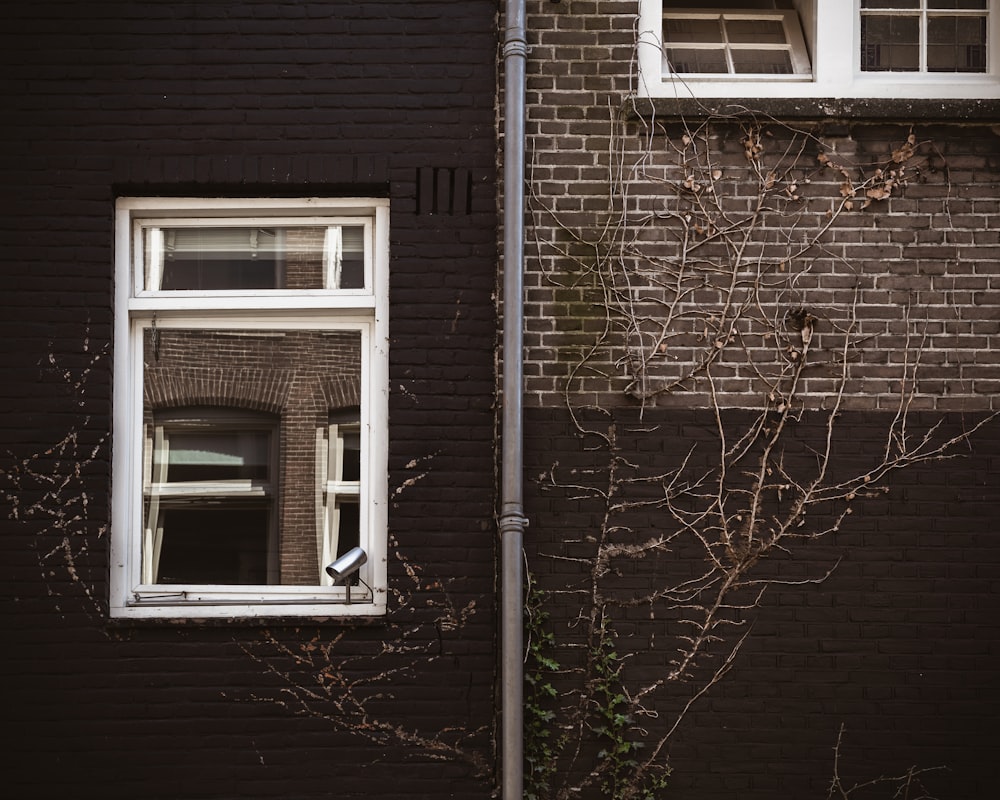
<box><xmin>500</xmin><ymin>0</ymin><xmax>528</xmax><ymax>798</ymax></box>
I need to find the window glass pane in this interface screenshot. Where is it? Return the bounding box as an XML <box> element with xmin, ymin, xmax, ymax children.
<box><xmin>147</xmin><ymin>227</ymin><xmax>288</xmax><ymax>290</ymax></box>
<box><xmin>664</xmin><ymin>0</ymin><xmax>795</xmax><ymax>6</ymax></box>
<box><xmin>285</xmin><ymin>226</ymin><xmax>327</xmax><ymax>289</ymax></box>
<box><xmin>726</xmin><ymin>19</ymin><xmax>788</xmax><ymax>44</ymax></box>
<box><xmin>330</xmin><ymin>226</ymin><xmax>366</xmax><ymax>289</ymax></box>
<box><xmin>665</xmin><ymin>47</ymin><xmax>728</xmax><ymax>73</ymax></box>
<box><xmin>144</xmin><ymin>224</ymin><xmax>365</xmax><ymax>291</ymax></box>
<box><xmin>143</xmin><ymin>327</ymin><xmax>363</xmax><ymax>587</ymax></box>
<box><xmin>165</xmin><ymin>431</ymin><xmax>270</xmax><ymax>482</ymax></box>
<box><xmin>329</xmin><ymin>408</ymin><xmax>362</xmax><ymax>482</ymax></box>
<box><xmin>340</xmin><ymin>428</ymin><xmax>362</xmax><ymax>482</ymax></box>
<box><xmin>732</xmin><ymin>49</ymin><xmax>794</xmax><ymax>73</ymax></box>
<box><xmin>664</xmin><ymin>18</ymin><xmax>723</xmax><ymax>44</ymax></box>
<box><xmin>862</xmin><ymin>15</ymin><xmax>921</xmax><ymax>70</ymax></box>
<box><xmin>330</xmin><ymin>500</ymin><xmax>361</xmax><ymax>585</ymax></box>
<box><xmin>335</xmin><ymin>501</ymin><xmax>361</xmax><ymax>557</ymax></box>
<box><xmin>861</xmin><ymin>0</ymin><xmax>920</xmax><ymax>8</ymax></box>
<box><xmin>156</xmin><ymin>507</ymin><xmax>270</xmax><ymax>584</ymax></box>
<box><xmin>928</xmin><ymin>15</ymin><xmax>988</xmax><ymax>71</ymax></box>
<box><xmin>929</xmin><ymin>1</ymin><xmax>988</xmax><ymax>9</ymax></box>
<box><xmin>663</xmin><ymin>11</ymin><xmax>809</xmax><ymax>77</ymax></box>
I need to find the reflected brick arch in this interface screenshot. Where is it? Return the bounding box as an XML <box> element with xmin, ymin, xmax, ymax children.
<box><xmin>145</xmin><ymin>367</ymin><xmax>294</xmax><ymax>414</ymax></box>
<box><xmin>142</xmin><ymin>329</ymin><xmax>363</xmax><ymax>585</ymax></box>
<box><xmin>322</xmin><ymin>376</ymin><xmax>361</xmax><ymax>410</ymax></box>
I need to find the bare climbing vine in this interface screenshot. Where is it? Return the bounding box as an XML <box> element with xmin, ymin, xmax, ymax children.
<box><xmin>522</xmin><ymin>101</ymin><xmax>992</xmax><ymax>799</ymax></box>
<box><xmin>1</xmin><ymin>333</ymin><xmax>490</xmax><ymax>774</ymax></box>
<box><xmin>0</xmin><ymin>330</ymin><xmax>109</xmax><ymax>622</ymax></box>
<box><xmin>828</xmin><ymin>725</ymin><xmax>944</xmax><ymax>800</ymax></box>
<box><xmin>236</xmin><ymin>525</ymin><xmax>490</xmax><ymax>774</ymax></box>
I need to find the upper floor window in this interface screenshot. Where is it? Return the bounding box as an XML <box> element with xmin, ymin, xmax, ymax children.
<box><xmin>662</xmin><ymin>9</ymin><xmax>811</xmax><ymax>77</ymax></box>
<box><xmin>144</xmin><ymin>223</ymin><xmax>367</xmax><ymax>291</ymax></box>
<box><xmin>638</xmin><ymin>0</ymin><xmax>1000</xmax><ymax>99</ymax></box>
<box><xmin>861</xmin><ymin>0</ymin><xmax>988</xmax><ymax>73</ymax></box>
<box><xmin>111</xmin><ymin>198</ymin><xmax>389</xmax><ymax>620</ymax></box>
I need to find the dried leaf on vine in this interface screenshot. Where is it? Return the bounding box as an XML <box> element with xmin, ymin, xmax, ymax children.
<box><xmin>891</xmin><ymin>132</ymin><xmax>917</xmax><ymax>164</ymax></box>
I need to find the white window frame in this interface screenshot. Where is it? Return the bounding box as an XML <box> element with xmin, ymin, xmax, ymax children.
<box><xmin>111</xmin><ymin>197</ymin><xmax>389</xmax><ymax>620</ymax></box>
<box><xmin>638</xmin><ymin>0</ymin><xmax>1000</xmax><ymax>99</ymax></box>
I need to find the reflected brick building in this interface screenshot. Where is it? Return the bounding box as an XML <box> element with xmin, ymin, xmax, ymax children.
<box><xmin>143</xmin><ymin>328</ymin><xmax>362</xmax><ymax>586</ymax></box>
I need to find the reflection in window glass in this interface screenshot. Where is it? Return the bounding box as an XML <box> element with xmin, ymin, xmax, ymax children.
<box><xmin>862</xmin><ymin>15</ymin><xmax>921</xmax><ymax>70</ymax></box>
<box><xmin>334</xmin><ymin>502</ymin><xmax>361</xmax><ymax>560</ymax></box>
<box><xmin>862</xmin><ymin>0</ymin><xmax>920</xmax><ymax>8</ymax></box>
<box><xmin>156</xmin><ymin>508</ymin><xmax>270</xmax><ymax>585</ymax></box>
<box><xmin>863</xmin><ymin>1</ymin><xmax>987</xmax><ymax>8</ymax></box>
<box><xmin>662</xmin><ymin>11</ymin><xmax>808</xmax><ymax>76</ymax></box>
<box><xmin>663</xmin><ymin>0</ymin><xmax>797</xmax><ymax>6</ymax></box>
<box><xmin>928</xmin><ymin>15</ymin><xmax>987</xmax><ymax>71</ymax></box>
<box><xmin>861</xmin><ymin>0</ymin><xmax>989</xmax><ymax>72</ymax></box>
<box><xmin>664</xmin><ymin>17</ymin><xmax>722</xmax><ymax>43</ymax></box>
<box><xmin>144</xmin><ymin>224</ymin><xmax>366</xmax><ymax>291</ymax></box>
<box><xmin>665</xmin><ymin>47</ymin><xmax>729</xmax><ymax>73</ymax></box>
<box><xmin>323</xmin><ymin>409</ymin><xmax>363</xmax><ymax>585</ymax></box>
<box><xmin>323</xmin><ymin>226</ymin><xmax>366</xmax><ymax>290</ymax></box>
<box><xmin>144</xmin><ymin>419</ymin><xmax>275</xmax><ymax>586</ymax></box>
<box><xmin>732</xmin><ymin>49</ymin><xmax>794</xmax><ymax>74</ymax></box>
<box><xmin>142</xmin><ymin>328</ymin><xmax>364</xmax><ymax>588</ymax></box>
<box><xmin>165</xmin><ymin>431</ymin><xmax>270</xmax><ymax>482</ymax></box>
<box><xmin>727</xmin><ymin>19</ymin><xmax>787</xmax><ymax>44</ymax></box>
<box><xmin>929</xmin><ymin>1</ymin><xmax>987</xmax><ymax>8</ymax></box>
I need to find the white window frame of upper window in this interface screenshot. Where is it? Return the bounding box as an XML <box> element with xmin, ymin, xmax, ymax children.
<box><xmin>637</xmin><ymin>0</ymin><xmax>1000</xmax><ymax>100</ymax></box>
<box><xmin>111</xmin><ymin>197</ymin><xmax>389</xmax><ymax>620</ymax></box>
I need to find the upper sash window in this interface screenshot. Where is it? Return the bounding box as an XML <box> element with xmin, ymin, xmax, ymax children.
<box><xmin>639</xmin><ymin>1</ymin><xmax>1000</xmax><ymax>99</ymax></box>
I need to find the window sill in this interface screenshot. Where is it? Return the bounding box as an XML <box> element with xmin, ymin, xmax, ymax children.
<box><xmin>627</xmin><ymin>96</ymin><xmax>1000</xmax><ymax>123</ymax></box>
<box><xmin>106</xmin><ymin>609</ymin><xmax>389</xmax><ymax>628</ymax></box>
<box><xmin>109</xmin><ymin>589</ymin><xmax>387</xmax><ymax>622</ymax></box>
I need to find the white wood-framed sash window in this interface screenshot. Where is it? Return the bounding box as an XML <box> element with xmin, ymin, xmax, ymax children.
<box><xmin>638</xmin><ymin>0</ymin><xmax>1000</xmax><ymax>99</ymax></box>
<box><xmin>861</xmin><ymin>0</ymin><xmax>989</xmax><ymax>73</ymax></box>
<box><xmin>111</xmin><ymin>197</ymin><xmax>389</xmax><ymax>620</ymax></box>
<box><xmin>661</xmin><ymin>9</ymin><xmax>812</xmax><ymax>78</ymax></box>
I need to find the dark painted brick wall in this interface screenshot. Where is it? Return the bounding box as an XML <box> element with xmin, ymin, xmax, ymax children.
<box><xmin>524</xmin><ymin>407</ymin><xmax>1000</xmax><ymax>799</ymax></box>
<box><xmin>0</xmin><ymin>2</ymin><xmax>498</xmax><ymax>797</ymax></box>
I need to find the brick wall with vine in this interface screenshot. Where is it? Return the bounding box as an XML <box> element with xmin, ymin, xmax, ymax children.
<box><xmin>513</xmin><ymin>2</ymin><xmax>1000</xmax><ymax>798</ymax></box>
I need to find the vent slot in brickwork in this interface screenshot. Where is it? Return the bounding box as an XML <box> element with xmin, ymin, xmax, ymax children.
<box><xmin>417</xmin><ymin>167</ymin><xmax>472</xmax><ymax>215</ymax></box>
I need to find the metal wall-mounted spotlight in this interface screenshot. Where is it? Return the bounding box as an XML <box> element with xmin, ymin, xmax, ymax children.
<box><xmin>325</xmin><ymin>546</ymin><xmax>369</xmax><ymax>603</ymax></box>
